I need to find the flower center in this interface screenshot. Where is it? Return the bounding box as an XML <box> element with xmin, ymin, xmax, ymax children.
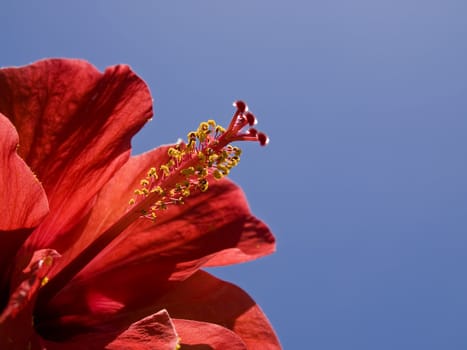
<box><xmin>36</xmin><ymin>100</ymin><xmax>268</xmax><ymax>306</ymax></box>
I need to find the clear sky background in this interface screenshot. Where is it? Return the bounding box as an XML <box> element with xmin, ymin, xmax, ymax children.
<box><xmin>1</xmin><ymin>1</ymin><xmax>467</xmax><ymax>349</ymax></box>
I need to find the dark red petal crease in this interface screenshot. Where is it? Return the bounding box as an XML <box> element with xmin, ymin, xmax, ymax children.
<box><xmin>42</xmin><ymin>310</ymin><xmax>179</xmax><ymax>350</ymax></box>
<box><xmin>0</xmin><ymin>59</ymin><xmax>153</xmax><ymax>252</ymax></box>
<box><xmin>174</xmin><ymin>319</ymin><xmax>247</xmax><ymax>350</ymax></box>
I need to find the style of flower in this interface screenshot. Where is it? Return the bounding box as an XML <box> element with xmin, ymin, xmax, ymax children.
<box><xmin>0</xmin><ymin>59</ymin><xmax>280</xmax><ymax>349</ymax></box>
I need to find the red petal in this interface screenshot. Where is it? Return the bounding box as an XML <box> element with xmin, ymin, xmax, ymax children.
<box><xmin>42</xmin><ymin>310</ymin><xmax>179</xmax><ymax>350</ymax></box>
<box><xmin>174</xmin><ymin>319</ymin><xmax>247</xmax><ymax>349</ymax></box>
<box><xmin>0</xmin><ymin>59</ymin><xmax>153</xmax><ymax>251</ymax></box>
<box><xmin>201</xmin><ymin>214</ymin><xmax>276</xmax><ymax>267</ymax></box>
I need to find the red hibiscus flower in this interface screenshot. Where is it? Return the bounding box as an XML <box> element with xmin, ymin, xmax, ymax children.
<box><xmin>0</xmin><ymin>59</ymin><xmax>280</xmax><ymax>349</ymax></box>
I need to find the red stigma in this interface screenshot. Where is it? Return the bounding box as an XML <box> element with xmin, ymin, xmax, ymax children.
<box><xmin>223</xmin><ymin>101</ymin><xmax>269</xmax><ymax>147</ymax></box>
<box><xmin>244</xmin><ymin>112</ymin><xmax>257</xmax><ymax>126</ymax></box>
<box><xmin>257</xmin><ymin>132</ymin><xmax>269</xmax><ymax>146</ymax></box>
<box><xmin>233</xmin><ymin>100</ymin><xmax>247</xmax><ymax>113</ymax></box>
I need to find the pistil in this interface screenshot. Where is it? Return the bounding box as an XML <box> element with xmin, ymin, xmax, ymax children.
<box><xmin>35</xmin><ymin>100</ymin><xmax>268</xmax><ymax>312</ymax></box>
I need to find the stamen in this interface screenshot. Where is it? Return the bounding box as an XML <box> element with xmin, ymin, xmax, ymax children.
<box><xmin>244</xmin><ymin>111</ymin><xmax>257</xmax><ymax>126</ymax></box>
<box><xmin>128</xmin><ymin>100</ymin><xmax>269</xmax><ymax>220</ymax></box>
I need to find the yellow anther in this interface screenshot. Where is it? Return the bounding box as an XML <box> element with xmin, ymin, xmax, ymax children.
<box><xmin>228</xmin><ymin>157</ymin><xmax>240</xmax><ymax>167</ymax></box>
<box><xmin>129</xmin><ymin>198</ymin><xmax>136</xmax><ymax>205</ymax></box>
<box><xmin>168</xmin><ymin>147</ymin><xmax>178</xmax><ymax>156</ymax></box>
<box><xmin>182</xmin><ymin>188</ymin><xmax>190</xmax><ymax>197</ymax></box>
<box><xmin>233</xmin><ymin>146</ymin><xmax>242</xmax><ymax>156</ymax></box>
<box><xmin>196</xmin><ymin>122</ymin><xmax>211</xmax><ymax>141</ymax></box>
<box><xmin>167</xmin><ymin>159</ymin><xmax>175</xmax><ymax>168</ymax></box>
<box><xmin>215</xmin><ymin>153</ymin><xmax>226</xmax><ymax>164</ymax></box>
<box><xmin>208</xmin><ymin>154</ymin><xmax>219</xmax><ymax>163</ymax></box>
<box><xmin>150</xmin><ymin>186</ymin><xmax>164</xmax><ymax>195</ymax></box>
<box><xmin>140</xmin><ymin>179</ymin><xmax>149</xmax><ymax>187</ymax></box>
<box><xmin>168</xmin><ymin>147</ymin><xmax>182</xmax><ymax>162</ymax></box>
<box><xmin>180</xmin><ymin>166</ymin><xmax>195</xmax><ymax>176</ymax></box>
<box><xmin>213</xmin><ymin>169</ymin><xmax>223</xmax><ymax>179</ymax></box>
<box><xmin>160</xmin><ymin>165</ymin><xmax>170</xmax><ymax>176</ymax></box>
<box><xmin>187</xmin><ymin>131</ymin><xmax>197</xmax><ymax>141</ymax></box>
<box><xmin>197</xmin><ymin>167</ymin><xmax>208</xmax><ymax>177</ymax></box>
<box><xmin>217</xmin><ymin>165</ymin><xmax>230</xmax><ymax>175</ymax></box>
<box><xmin>197</xmin><ymin>152</ymin><xmax>206</xmax><ymax>163</ymax></box>
<box><xmin>208</xmin><ymin>119</ymin><xmax>216</xmax><ymax>127</ymax></box>
<box><xmin>199</xmin><ymin>122</ymin><xmax>210</xmax><ymax>132</ymax></box>
<box><xmin>199</xmin><ymin>179</ymin><xmax>209</xmax><ymax>192</ymax></box>
<box><xmin>215</xmin><ymin>125</ymin><xmax>226</xmax><ymax>134</ymax></box>
<box><xmin>41</xmin><ymin>277</ymin><xmax>49</xmax><ymax>287</ymax></box>
<box><xmin>147</xmin><ymin>167</ymin><xmax>158</xmax><ymax>179</ymax></box>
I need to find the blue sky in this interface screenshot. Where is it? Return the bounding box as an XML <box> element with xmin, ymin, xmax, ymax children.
<box><xmin>2</xmin><ymin>1</ymin><xmax>467</xmax><ymax>348</ymax></box>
